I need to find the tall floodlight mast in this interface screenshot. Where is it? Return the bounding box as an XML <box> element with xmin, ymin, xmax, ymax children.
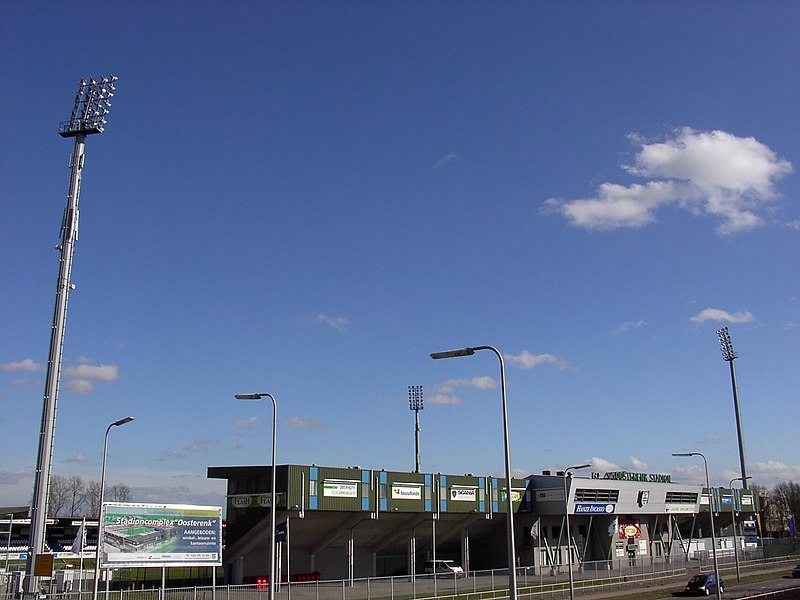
<box><xmin>717</xmin><ymin>326</ymin><xmax>749</xmax><ymax>490</ymax></box>
<box><xmin>408</xmin><ymin>386</ymin><xmax>424</xmax><ymax>473</ymax></box>
<box><xmin>25</xmin><ymin>76</ymin><xmax>117</xmax><ymax>597</ymax></box>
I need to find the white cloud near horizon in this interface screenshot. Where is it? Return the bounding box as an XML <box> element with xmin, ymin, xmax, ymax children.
<box><xmin>1</xmin><ymin>358</ymin><xmax>44</xmax><ymax>373</ymax></box>
<box><xmin>587</xmin><ymin>456</ymin><xmax>621</xmax><ymax>472</ymax></box>
<box><xmin>690</xmin><ymin>307</ymin><xmax>756</xmax><ymax>324</ymax></box>
<box><xmin>748</xmin><ymin>460</ymin><xmax>800</xmax><ymax>482</ymax></box>
<box><xmin>544</xmin><ymin>127</ymin><xmax>793</xmax><ymax>234</ymax></box>
<box><xmin>505</xmin><ymin>351</ymin><xmax>571</xmax><ymax>370</ymax></box>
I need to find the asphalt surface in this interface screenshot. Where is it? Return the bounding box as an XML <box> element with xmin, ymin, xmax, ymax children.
<box><xmin>579</xmin><ymin>572</ymin><xmax>800</xmax><ymax>600</ymax></box>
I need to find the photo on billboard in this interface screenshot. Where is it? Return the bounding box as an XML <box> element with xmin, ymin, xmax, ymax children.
<box><xmin>99</xmin><ymin>502</ymin><xmax>222</xmax><ymax>568</ymax></box>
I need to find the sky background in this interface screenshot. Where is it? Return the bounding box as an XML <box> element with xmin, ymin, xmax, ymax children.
<box><xmin>2</xmin><ymin>1</ymin><xmax>798</xmax><ymax>512</ymax></box>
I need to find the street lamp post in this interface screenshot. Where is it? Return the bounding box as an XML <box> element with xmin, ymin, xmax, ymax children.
<box><xmin>235</xmin><ymin>393</ymin><xmax>278</xmax><ymax>600</ymax></box>
<box><xmin>673</xmin><ymin>452</ymin><xmax>722</xmax><ymax>600</ymax></box>
<box><xmin>26</xmin><ymin>76</ymin><xmax>117</xmax><ymax>597</ymax></box>
<box><xmin>729</xmin><ymin>476</ymin><xmax>751</xmax><ymax>582</ymax></box>
<box><xmin>92</xmin><ymin>416</ymin><xmax>134</xmax><ymax>600</ymax></box>
<box><xmin>430</xmin><ymin>345</ymin><xmax>518</xmax><ymax>600</ymax></box>
<box><xmin>4</xmin><ymin>513</ymin><xmax>13</xmax><ymax>573</ymax></box>
<box><xmin>408</xmin><ymin>386</ymin><xmax>423</xmax><ymax>473</ymax></box>
<box><xmin>563</xmin><ymin>464</ymin><xmax>591</xmax><ymax>600</ymax></box>
<box><xmin>717</xmin><ymin>327</ymin><xmax>749</xmax><ymax>490</ymax></box>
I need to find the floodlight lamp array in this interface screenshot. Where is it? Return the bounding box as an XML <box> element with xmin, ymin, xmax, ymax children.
<box><xmin>408</xmin><ymin>385</ymin><xmax>424</xmax><ymax>411</ymax></box>
<box><xmin>59</xmin><ymin>75</ymin><xmax>117</xmax><ymax>137</ymax></box>
<box><xmin>717</xmin><ymin>327</ymin><xmax>737</xmax><ymax>362</ymax></box>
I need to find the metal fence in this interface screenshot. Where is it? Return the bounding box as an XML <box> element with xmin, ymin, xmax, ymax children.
<box><xmin>3</xmin><ymin>545</ymin><xmax>798</xmax><ymax>600</ymax></box>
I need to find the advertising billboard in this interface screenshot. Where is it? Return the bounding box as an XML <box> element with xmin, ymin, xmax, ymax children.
<box><xmin>99</xmin><ymin>502</ymin><xmax>222</xmax><ymax>568</ymax></box>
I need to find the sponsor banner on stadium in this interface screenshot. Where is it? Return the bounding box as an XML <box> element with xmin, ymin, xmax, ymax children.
<box><xmin>322</xmin><ymin>480</ymin><xmax>359</xmax><ymax>498</ymax></box>
<box><xmin>618</xmin><ymin>519</ymin><xmax>641</xmax><ymax>539</ymax></box>
<box><xmin>574</xmin><ymin>503</ymin><xmax>615</xmax><ymax>515</ymax></box>
<box><xmin>450</xmin><ymin>486</ymin><xmax>477</xmax><ymax>502</ymax></box>
<box><xmin>99</xmin><ymin>502</ymin><xmax>222</xmax><ymax>568</ymax></box>
<box><xmin>500</xmin><ymin>489</ymin><xmax>524</xmax><ymax>503</ymax></box>
<box><xmin>392</xmin><ymin>484</ymin><xmax>422</xmax><ymax>500</ymax></box>
<box><xmin>228</xmin><ymin>493</ymin><xmax>285</xmax><ymax>509</ymax></box>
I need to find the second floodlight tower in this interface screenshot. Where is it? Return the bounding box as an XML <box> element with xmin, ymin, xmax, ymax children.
<box><xmin>408</xmin><ymin>386</ymin><xmax>423</xmax><ymax>473</ymax></box>
<box><xmin>717</xmin><ymin>327</ymin><xmax>749</xmax><ymax>490</ymax></box>
<box><xmin>26</xmin><ymin>76</ymin><xmax>117</xmax><ymax>595</ymax></box>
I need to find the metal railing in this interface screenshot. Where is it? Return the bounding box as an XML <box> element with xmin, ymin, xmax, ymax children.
<box><xmin>3</xmin><ymin>547</ymin><xmax>798</xmax><ymax>600</ymax></box>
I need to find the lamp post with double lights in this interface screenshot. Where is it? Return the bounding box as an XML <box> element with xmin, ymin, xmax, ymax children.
<box><xmin>717</xmin><ymin>327</ymin><xmax>749</xmax><ymax>490</ymax></box>
<box><xmin>92</xmin><ymin>416</ymin><xmax>134</xmax><ymax>600</ymax></box>
<box><xmin>430</xmin><ymin>345</ymin><xmax>518</xmax><ymax>600</ymax></box>
<box><xmin>563</xmin><ymin>464</ymin><xmax>591</xmax><ymax>600</ymax></box>
<box><xmin>673</xmin><ymin>452</ymin><xmax>722</xmax><ymax>600</ymax></box>
<box><xmin>729</xmin><ymin>476</ymin><xmax>751</xmax><ymax>582</ymax></box>
<box><xmin>235</xmin><ymin>393</ymin><xmax>278</xmax><ymax>600</ymax></box>
<box><xmin>26</xmin><ymin>76</ymin><xmax>117</xmax><ymax>597</ymax></box>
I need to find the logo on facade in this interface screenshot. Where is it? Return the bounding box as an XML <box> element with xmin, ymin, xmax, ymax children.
<box><xmin>637</xmin><ymin>490</ymin><xmax>650</xmax><ymax>508</ymax></box>
<box><xmin>574</xmin><ymin>503</ymin><xmax>615</xmax><ymax>514</ymax></box>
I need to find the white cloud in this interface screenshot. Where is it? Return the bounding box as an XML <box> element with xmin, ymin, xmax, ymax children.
<box><xmin>1</xmin><ymin>358</ymin><xmax>43</xmax><ymax>373</ymax></box>
<box><xmin>316</xmin><ymin>313</ymin><xmax>349</xmax><ymax>331</ymax></box>
<box><xmin>286</xmin><ymin>417</ymin><xmax>324</xmax><ymax>428</ymax></box>
<box><xmin>428</xmin><ymin>393</ymin><xmax>462</xmax><ymax>405</ymax></box>
<box><xmin>673</xmin><ymin>464</ymin><xmax>704</xmax><ymax>484</ymax></box>
<box><xmin>505</xmin><ymin>351</ymin><xmax>571</xmax><ymax>370</ymax></box>
<box><xmin>64</xmin><ymin>454</ymin><xmax>88</xmax><ymax>463</ymax></box>
<box><xmin>629</xmin><ymin>457</ymin><xmax>649</xmax><ymax>470</ymax></box>
<box><xmin>587</xmin><ymin>456</ymin><xmax>620</xmax><ymax>472</ymax></box>
<box><xmin>435</xmin><ymin>151</ymin><xmax>458</xmax><ymax>169</ymax></box>
<box><xmin>232</xmin><ymin>416</ymin><xmax>260</xmax><ymax>428</ymax></box>
<box><xmin>690</xmin><ymin>308</ymin><xmax>756</xmax><ymax>324</ymax></box>
<box><xmin>0</xmin><ymin>468</ymin><xmax>30</xmax><ymax>485</ymax></box>
<box><xmin>749</xmin><ymin>460</ymin><xmax>800</xmax><ymax>482</ymax></box>
<box><xmin>65</xmin><ymin>379</ymin><xmax>94</xmax><ymax>395</ymax></box>
<box><xmin>437</xmin><ymin>376</ymin><xmax>497</xmax><ymax>393</ymax></box>
<box><xmin>185</xmin><ymin>440</ymin><xmax>217</xmax><ymax>453</ymax></box>
<box><xmin>62</xmin><ymin>364</ymin><xmax>119</xmax><ymax>381</ymax></box>
<box><xmin>615</xmin><ymin>319</ymin><xmax>647</xmax><ymax>333</ymax></box>
<box><xmin>545</xmin><ymin>127</ymin><xmax>793</xmax><ymax>234</ymax></box>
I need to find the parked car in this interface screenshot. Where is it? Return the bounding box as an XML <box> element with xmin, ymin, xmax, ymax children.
<box><xmin>685</xmin><ymin>573</ymin><xmax>723</xmax><ymax>595</ymax></box>
<box><xmin>792</xmin><ymin>563</ymin><xmax>800</xmax><ymax>578</ymax></box>
<box><xmin>424</xmin><ymin>559</ymin><xmax>465</xmax><ymax>577</ymax></box>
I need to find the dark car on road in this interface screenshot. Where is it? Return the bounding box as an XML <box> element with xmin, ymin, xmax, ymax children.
<box><xmin>792</xmin><ymin>563</ymin><xmax>800</xmax><ymax>578</ymax></box>
<box><xmin>685</xmin><ymin>573</ymin><xmax>723</xmax><ymax>595</ymax></box>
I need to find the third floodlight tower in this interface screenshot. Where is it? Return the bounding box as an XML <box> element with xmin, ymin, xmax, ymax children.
<box><xmin>25</xmin><ymin>76</ymin><xmax>117</xmax><ymax>596</ymax></box>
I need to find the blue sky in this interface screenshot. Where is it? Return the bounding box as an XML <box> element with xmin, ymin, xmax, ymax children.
<box><xmin>2</xmin><ymin>1</ymin><xmax>798</xmax><ymax>510</ymax></box>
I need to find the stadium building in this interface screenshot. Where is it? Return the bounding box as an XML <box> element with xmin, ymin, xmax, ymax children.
<box><xmin>206</xmin><ymin>463</ymin><xmax>759</xmax><ymax>583</ymax></box>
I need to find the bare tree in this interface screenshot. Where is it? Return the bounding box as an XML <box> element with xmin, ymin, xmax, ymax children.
<box><xmin>84</xmin><ymin>481</ymin><xmax>102</xmax><ymax>517</ymax></box>
<box><xmin>48</xmin><ymin>474</ymin><xmax>70</xmax><ymax>517</ymax></box>
<box><xmin>108</xmin><ymin>483</ymin><xmax>132</xmax><ymax>503</ymax></box>
<box><xmin>772</xmin><ymin>481</ymin><xmax>800</xmax><ymax>536</ymax></box>
<box><xmin>66</xmin><ymin>475</ymin><xmax>86</xmax><ymax>516</ymax></box>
